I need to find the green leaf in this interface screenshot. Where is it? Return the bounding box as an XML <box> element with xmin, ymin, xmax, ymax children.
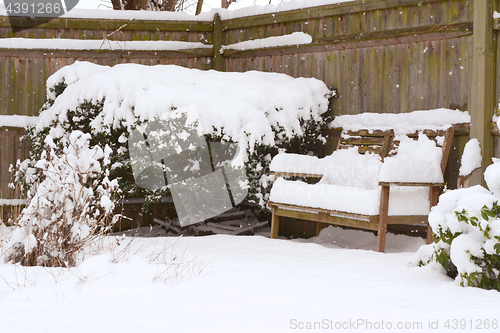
<box><xmin>494</xmin><ymin>243</ymin><xmax>500</xmax><ymax>255</ymax></box>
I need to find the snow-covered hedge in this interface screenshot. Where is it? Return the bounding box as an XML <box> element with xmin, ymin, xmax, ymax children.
<box><xmin>413</xmin><ymin>160</ymin><xmax>500</xmax><ymax>291</ymax></box>
<box><xmin>20</xmin><ymin>62</ymin><xmax>334</xmax><ymax>216</ymax></box>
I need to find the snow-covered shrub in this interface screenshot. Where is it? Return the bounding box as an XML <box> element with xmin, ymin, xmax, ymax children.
<box><xmin>4</xmin><ymin>131</ymin><xmax>120</xmax><ymax>267</ymax></box>
<box><xmin>413</xmin><ymin>161</ymin><xmax>500</xmax><ymax>291</ymax></box>
<box><xmin>459</xmin><ymin>138</ymin><xmax>482</xmax><ymax>177</ymax></box>
<box><xmin>20</xmin><ymin>62</ymin><xmax>334</xmax><ymax>217</ymax></box>
<box><xmin>243</xmin><ymin>116</ymin><xmax>333</xmax><ymax>216</ymax></box>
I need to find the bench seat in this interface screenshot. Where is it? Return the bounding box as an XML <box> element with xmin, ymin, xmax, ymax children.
<box><xmin>270</xmin><ymin>178</ymin><xmax>432</xmax><ymax>216</ymax></box>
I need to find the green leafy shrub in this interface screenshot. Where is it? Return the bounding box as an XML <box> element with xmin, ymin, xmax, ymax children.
<box><xmin>16</xmin><ymin>62</ymin><xmax>335</xmax><ymax>221</ymax></box>
<box><xmin>413</xmin><ymin>185</ymin><xmax>500</xmax><ymax>291</ymax></box>
<box><xmin>451</xmin><ymin>204</ymin><xmax>500</xmax><ymax>290</ymax></box>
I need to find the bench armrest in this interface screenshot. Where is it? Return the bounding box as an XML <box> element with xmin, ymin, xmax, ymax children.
<box><xmin>378</xmin><ymin>181</ymin><xmax>444</xmax><ymax>187</ymax></box>
<box><xmin>270</xmin><ymin>171</ymin><xmax>323</xmax><ymax>178</ymax></box>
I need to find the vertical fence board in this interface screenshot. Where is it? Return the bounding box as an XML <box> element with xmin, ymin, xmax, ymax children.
<box><xmin>0</xmin><ymin>57</ymin><xmax>6</xmax><ymax>114</ymax></box>
<box><xmin>0</xmin><ymin>133</ymin><xmax>6</xmax><ymax>198</ymax></box>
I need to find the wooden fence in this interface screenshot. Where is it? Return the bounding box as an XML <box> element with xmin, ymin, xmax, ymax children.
<box><xmin>0</xmin><ymin>0</ymin><xmax>483</xmax><ymax>117</ymax></box>
<box><xmin>0</xmin><ymin>0</ymin><xmax>499</xmax><ymax>235</ymax></box>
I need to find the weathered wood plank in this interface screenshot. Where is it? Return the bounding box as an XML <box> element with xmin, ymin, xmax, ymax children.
<box><xmin>270</xmin><ymin>205</ymin><xmax>379</xmax><ymax>231</ymax></box>
<box><xmin>6</xmin><ymin>58</ymin><xmax>15</xmax><ymax>116</ymax></box>
<box><xmin>0</xmin><ymin>57</ymin><xmax>7</xmax><ymax>115</ymax></box>
<box><xmin>0</xmin><ymin>133</ymin><xmax>7</xmax><ymax>198</ymax></box>
<box><xmin>270</xmin><ymin>171</ymin><xmax>323</xmax><ymax>178</ymax></box>
<box><xmin>379</xmin><ymin>182</ymin><xmax>444</xmax><ymax>187</ymax></box>
<box><xmin>340</xmin><ymin>136</ymin><xmax>388</xmax><ymax>146</ymax></box>
<box><xmin>223</xmin><ymin>22</ymin><xmax>472</xmax><ymax>58</ymax></box>
<box><xmin>386</xmin><ymin>215</ymin><xmax>427</xmax><ymax>225</ymax></box>
<box><xmin>269</xmin><ymin>201</ymin><xmax>378</xmax><ymax>223</ymax></box>
<box><xmin>0</xmin><ymin>16</ymin><xmax>213</xmax><ymax>32</ymax></box>
<box><xmin>222</xmin><ymin>0</ymin><xmax>463</xmax><ymax>31</ymax></box>
<box><xmin>470</xmin><ymin>0</ymin><xmax>495</xmax><ymax>185</ymax></box>
<box><xmin>377</xmin><ymin>185</ymin><xmax>390</xmax><ymax>252</ymax></box>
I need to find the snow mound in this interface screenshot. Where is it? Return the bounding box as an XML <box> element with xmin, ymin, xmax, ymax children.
<box><xmin>37</xmin><ymin>61</ymin><xmax>332</xmax><ymax>153</ymax></box>
<box><xmin>459</xmin><ymin>138</ymin><xmax>482</xmax><ymax>177</ymax></box>
<box><xmin>269</xmin><ymin>153</ymin><xmax>322</xmax><ymax>175</ymax></box>
<box><xmin>379</xmin><ymin>134</ymin><xmax>444</xmax><ymax>184</ymax></box>
<box><xmin>484</xmin><ymin>158</ymin><xmax>500</xmax><ymax>199</ymax></box>
<box><xmin>319</xmin><ymin>148</ymin><xmax>382</xmax><ymax>189</ymax></box>
<box><xmin>330</xmin><ymin>109</ymin><xmax>470</xmax><ymax>134</ymax></box>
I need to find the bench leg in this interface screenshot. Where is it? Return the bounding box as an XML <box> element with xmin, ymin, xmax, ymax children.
<box><xmin>426</xmin><ymin>225</ymin><xmax>433</xmax><ymax>245</ymax></box>
<box><xmin>377</xmin><ymin>185</ymin><xmax>390</xmax><ymax>252</ymax></box>
<box><xmin>270</xmin><ymin>208</ymin><xmax>280</xmax><ymax>239</ymax></box>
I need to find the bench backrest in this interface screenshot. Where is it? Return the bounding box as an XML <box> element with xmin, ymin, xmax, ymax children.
<box><xmin>388</xmin><ymin>127</ymin><xmax>455</xmax><ymax>174</ymax></box>
<box><xmin>336</xmin><ymin>129</ymin><xmax>394</xmax><ymax>160</ymax></box>
<box><xmin>336</xmin><ymin>126</ymin><xmax>454</xmax><ymax>173</ymax></box>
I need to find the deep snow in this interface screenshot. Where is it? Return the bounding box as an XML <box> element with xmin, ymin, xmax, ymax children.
<box><xmin>0</xmin><ymin>225</ymin><xmax>499</xmax><ymax>333</ymax></box>
<box><xmin>0</xmin><ymin>0</ymin><xmax>498</xmax><ymax>331</ymax></box>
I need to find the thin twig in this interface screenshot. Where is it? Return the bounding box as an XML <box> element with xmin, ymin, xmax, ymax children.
<box><xmin>93</xmin><ymin>19</ymin><xmax>135</xmax><ymax>61</ymax></box>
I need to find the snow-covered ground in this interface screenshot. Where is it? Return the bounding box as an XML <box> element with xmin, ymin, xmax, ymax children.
<box><xmin>1</xmin><ymin>224</ymin><xmax>499</xmax><ymax>333</ymax></box>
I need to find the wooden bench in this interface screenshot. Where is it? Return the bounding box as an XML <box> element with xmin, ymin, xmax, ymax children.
<box><xmin>267</xmin><ymin>126</ymin><xmax>455</xmax><ymax>252</ymax></box>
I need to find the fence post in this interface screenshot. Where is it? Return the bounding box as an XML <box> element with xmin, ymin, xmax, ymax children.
<box><xmin>470</xmin><ymin>0</ymin><xmax>496</xmax><ymax>185</ymax></box>
<box><xmin>212</xmin><ymin>13</ymin><xmax>225</xmax><ymax>72</ymax></box>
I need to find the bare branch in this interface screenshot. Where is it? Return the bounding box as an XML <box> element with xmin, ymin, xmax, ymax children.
<box><xmin>195</xmin><ymin>0</ymin><xmax>203</xmax><ymax>15</ymax></box>
<box><xmin>111</xmin><ymin>0</ymin><xmax>122</xmax><ymax>10</ymax></box>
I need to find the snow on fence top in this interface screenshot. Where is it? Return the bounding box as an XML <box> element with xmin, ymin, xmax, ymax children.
<box><xmin>222</xmin><ymin>0</ymin><xmax>353</xmax><ymax>20</ymax></box>
<box><xmin>330</xmin><ymin>108</ymin><xmax>470</xmax><ymax>134</ymax></box>
<box><xmin>0</xmin><ymin>115</ymin><xmax>39</xmax><ymax>128</ymax></box>
<box><xmin>0</xmin><ymin>2</ymin><xmax>212</xmax><ymax>21</ymax></box>
<box><xmin>1</xmin><ymin>34</ymin><xmax>310</xmax><ymax>55</ymax></box>
<box><xmin>37</xmin><ymin>61</ymin><xmax>331</xmax><ymax>151</ymax></box>
<box><xmin>0</xmin><ymin>0</ymin><xmax>354</xmax><ymax>21</ymax></box>
<box><xmin>0</xmin><ymin>38</ymin><xmax>211</xmax><ymax>51</ymax></box>
<box><xmin>221</xmin><ymin>32</ymin><xmax>312</xmax><ymax>53</ymax></box>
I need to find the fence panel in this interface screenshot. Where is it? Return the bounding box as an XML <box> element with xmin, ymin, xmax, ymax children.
<box><xmin>0</xmin><ymin>16</ymin><xmax>215</xmax><ymax>118</ymax></box>
<box><xmin>0</xmin><ymin>127</ymin><xmax>30</xmax><ymax>199</ymax></box>
<box><xmin>0</xmin><ymin>0</ymin><xmax>486</xmax><ymax>206</ymax></box>
<box><xmin>222</xmin><ymin>0</ymin><xmax>473</xmax><ymax>116</ymax></box>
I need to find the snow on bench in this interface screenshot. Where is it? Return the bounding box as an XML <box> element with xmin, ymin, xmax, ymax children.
<box><xmin>267</xmin><ymin>109</ymin><xmax>470</xmax><ymax>252</ymax></box>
